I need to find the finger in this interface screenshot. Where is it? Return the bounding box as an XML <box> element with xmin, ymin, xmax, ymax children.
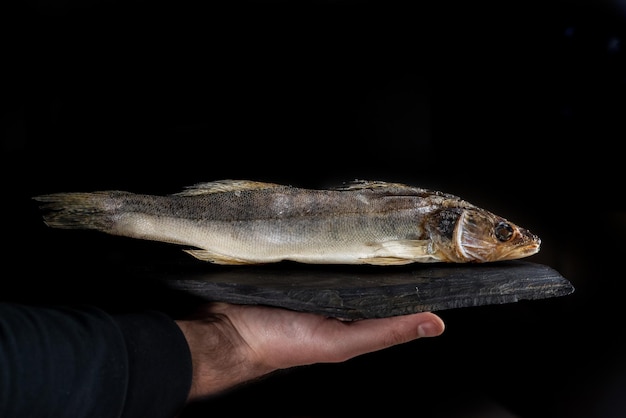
<box><xmin>325</xmin><ymin>312</ymin><xmax>445</xmax><ymax>362</ymax></box>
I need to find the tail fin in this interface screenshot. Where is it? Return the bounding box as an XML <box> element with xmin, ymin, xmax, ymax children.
<box><xmin>33</xmin><ymin>192</ymin><xmax>117</xmax><ymax>231</ymax></box>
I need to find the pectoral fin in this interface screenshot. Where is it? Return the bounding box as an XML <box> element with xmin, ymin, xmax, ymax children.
<box><xmin>360</xmin><ymin>239</ymin><xmax>440</xmax><ymax>265</ymax></box>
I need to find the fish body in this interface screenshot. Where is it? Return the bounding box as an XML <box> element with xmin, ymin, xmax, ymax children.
<box><xmin>33</xmin><ymin>179</ymin><xmax>541</xmax><ymax>265</ymax></box>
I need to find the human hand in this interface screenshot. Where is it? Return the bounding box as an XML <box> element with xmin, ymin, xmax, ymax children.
<box><xmin>176</xmin><ymin>302</ymin><xmax>445</xmax><ymax>401</ymax></box>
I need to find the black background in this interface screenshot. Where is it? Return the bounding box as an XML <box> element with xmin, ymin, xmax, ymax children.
<box><xmin>3</xmin><ymin>0</ymin><xmax>626</xmax><ymax>417</ymax></box>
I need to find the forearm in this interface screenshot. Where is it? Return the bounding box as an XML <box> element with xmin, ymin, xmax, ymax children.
<box><xmin>0</xmin><ymin>303</ymin><xmax>129</xmax><ymax>417</ymax></box>
<box><xmin>0</xmin><ymin>303</ymin><xmax>192</xmax><ymax>418</ymax></box>
<box><xmin>113</xmin><ymin>311</ymin><xmax>193</xmax><ymax>417</ymax></box>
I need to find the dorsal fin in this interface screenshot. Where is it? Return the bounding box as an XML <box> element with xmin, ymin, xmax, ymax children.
<box><xmin>332</xmin><ymin>179</ymin><xmax>417</xmax><ymax>192</ymax></box>
<box><xmin>172</xmin><ymin>179</ymin><xmax>286</xmax><ymax>196</ymax></box>
<box><xmin>331</xmin><ymin>179</ymin><xmax>465</xmax><ymax>201</ymax></box>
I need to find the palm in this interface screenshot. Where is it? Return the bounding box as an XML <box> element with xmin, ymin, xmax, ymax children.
<box><xmin>212</xmin><ymin>303</ymin><xmax>444</xmax><ymax>369</ymax></box>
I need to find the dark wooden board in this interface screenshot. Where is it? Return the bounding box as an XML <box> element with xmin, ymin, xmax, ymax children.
<box><xmin>159</xmin><ymin>260</ymin><xmax>574</xmax><ymax>320</ymax></box>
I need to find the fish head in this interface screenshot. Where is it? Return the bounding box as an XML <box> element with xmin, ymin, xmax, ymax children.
<box><xmin>429</xmin><ymin>207</ymin><xmax>541</xmax><ymax>263</ymax></box>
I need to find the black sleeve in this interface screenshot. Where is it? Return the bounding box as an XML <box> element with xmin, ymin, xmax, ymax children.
<box><xmin>0</xmin><ymin>303</ymin><xmax>192</xmax><ymax>418</ymax></box>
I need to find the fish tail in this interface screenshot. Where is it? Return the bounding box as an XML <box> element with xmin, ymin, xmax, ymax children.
<box><xmin>33</xmin><ymin>191</ymin><xmax>121</xmax><ymax>232</ymax></box>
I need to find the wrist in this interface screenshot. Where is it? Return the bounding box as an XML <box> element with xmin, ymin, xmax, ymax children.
<box><xmin>176</xmin><ymin>318</ymin><xmax>270</xmax><ymax>401</ymax></box>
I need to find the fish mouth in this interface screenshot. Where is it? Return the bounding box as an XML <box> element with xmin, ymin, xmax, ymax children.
<box><xmin>496</xmin><ymin>234</ymin><xmax>541</xmax><ymax>261</ymax></box>
<box><xmin>518</xmin><ymin>230</ymin><xmax>541</xmax><ymax>254</ymax></box>
<box><xmin>523</xmin><ymin>238</ymin><xmax>542</xmax><ymax>255</ymax></box>
<box><xmin>507</xmin><ymin>241</ymin><xmax>540</xmax><ymax>258</ymax></box>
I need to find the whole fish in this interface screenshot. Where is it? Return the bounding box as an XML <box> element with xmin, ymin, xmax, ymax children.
<box><xmin>33</xmin><ymin>179</ymin><xmax>541</xmax><ymax>265</ymax></box>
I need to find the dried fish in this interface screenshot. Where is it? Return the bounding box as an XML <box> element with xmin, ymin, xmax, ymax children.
<box><xmin>33</xmin><ymin>179</ymin><xmax>541</xmax><ymax>265</ymax></box>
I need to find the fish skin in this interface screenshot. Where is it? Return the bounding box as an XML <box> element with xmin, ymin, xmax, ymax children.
<box><xmin>32</xmin><ymin>179</ymin><xmax>541</xmax><ymax>265</ymax></box>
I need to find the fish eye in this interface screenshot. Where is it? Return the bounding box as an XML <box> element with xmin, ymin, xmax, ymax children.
<box><xmin>495</xmin><ymin>222</ymin><xmax>514</xmax><ymax>242</ymax></box>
